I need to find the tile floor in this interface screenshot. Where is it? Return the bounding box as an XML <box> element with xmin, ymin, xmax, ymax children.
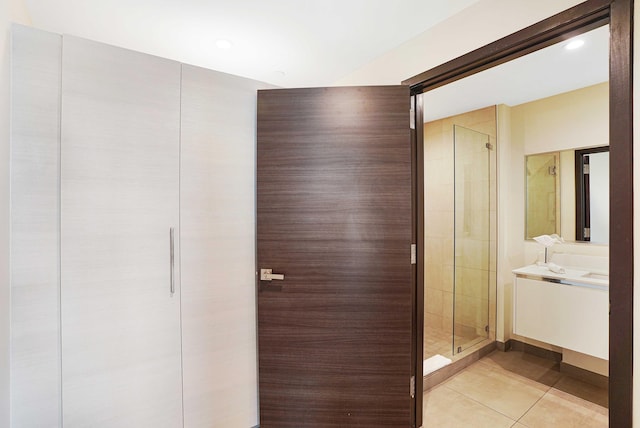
<box><xmin>423</xmin><ymin>350</ymin><xmax>608</xmax><ymax>427</ymax></box>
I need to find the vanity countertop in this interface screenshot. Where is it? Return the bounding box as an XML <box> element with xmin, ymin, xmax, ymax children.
<box><xmin>512</xmin><ymin>264</ymin><xmax>608</xmax><ymax>290</ymax></box>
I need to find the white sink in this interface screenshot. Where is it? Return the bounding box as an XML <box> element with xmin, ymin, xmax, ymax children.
<box><xmin>512</xmin><ymin>264</ymin><xmax>608</xmax><ymax>289</ymax></box>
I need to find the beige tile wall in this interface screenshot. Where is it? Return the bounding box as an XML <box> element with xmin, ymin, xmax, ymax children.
<box><xmin>424</xmin><ymin>117</ymin><xmax>455</xmax><ymax>335</ymax></box>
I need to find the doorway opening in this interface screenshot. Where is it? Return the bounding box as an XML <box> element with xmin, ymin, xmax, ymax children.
<box><xmin>406</xmin><ymin>0</ymin><xmax>632</xmax><ymax>426</ymax></box>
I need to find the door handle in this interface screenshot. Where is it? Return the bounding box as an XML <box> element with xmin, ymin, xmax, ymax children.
<box><xmin>260</xmin><ymin>269</ymin><xmax>284</xmax><ymax>281</ymax></box>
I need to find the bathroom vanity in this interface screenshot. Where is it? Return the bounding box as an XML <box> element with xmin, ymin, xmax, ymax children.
<box><xmin>512</xmin><ymin>260</ymin><xmax>608</xmax><ymax>360</ymax></box>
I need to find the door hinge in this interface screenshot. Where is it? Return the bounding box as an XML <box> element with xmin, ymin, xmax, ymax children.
<box><xmin>548</xmin><ymin>165</ymin><xmax>557</xmax><ymax>176</ymax></box>
<box><xmin>410</xmin><ymin>109</ymin><xmax>415</xmax><ymax>130</ymax></box>
<box><xmin>583</xmin><ymin>164</ymin><xmax>590</xmax><ymax>174</ymax></box>
<box><xmin>410</xmin><ymin>375</ymin><xmax>415</xmax><ymax>398</ymax></box>
<box><xmin>584</xmin><ymin>227</ymin><xmax>591</xmax><ymax>239</ymax></box>
<box><xmin>410</xmin><ymin>244</ymin><xmax>417</xmax><ymax>265</ymax></box>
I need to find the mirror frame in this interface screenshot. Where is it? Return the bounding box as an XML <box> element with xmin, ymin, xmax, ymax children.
<box><xmin>406</xmin><ymin>0</ymin><xmax>633</xmax><ymax>425</ymax></box>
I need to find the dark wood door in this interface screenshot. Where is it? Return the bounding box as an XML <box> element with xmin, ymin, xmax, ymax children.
<box><xmin>257</xmin><ymin>86</ymin><xmax>415</xmax><ymax>427</ymax></box>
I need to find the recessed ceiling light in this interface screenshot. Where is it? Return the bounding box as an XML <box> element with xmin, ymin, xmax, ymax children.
<box><xmin>215</xmin><ymin>39</ymin><xmax>233</xmax><ymax>50</ymax></box>
<box><xmin>565</xmin><ymin>39</ymin><xmax>585</xmax><ymax>50</ymax></box>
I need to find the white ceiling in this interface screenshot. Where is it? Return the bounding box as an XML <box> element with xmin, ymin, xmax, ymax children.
<box><xmin>423</xmin><ymin>25</ymin><xmax>609</xmax><ymax>121</ymax></box>
<box><xmin>23</xmin><ymin>1</ymin><xmax>609</xmax><ymax>109</ymax></box>
<box><xmin>24</xmin><ymin>0</ymin><xmax>481</xmax><ymax>87</ymax></box>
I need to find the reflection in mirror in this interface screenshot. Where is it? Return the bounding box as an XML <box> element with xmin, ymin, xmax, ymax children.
<box><xmin>525</xmin><ymin>152</ymin><xmax>559</xmax><ymax>239</ymax></box>
<box><xmin>575</xmin><ymin>147</ymin><xmax>609</xmax><ymax>243</ymax></box>
<box><xmin>524</xmin><ymin>146</ymin><xmax>610</xmax><ymax>243</ymax></box>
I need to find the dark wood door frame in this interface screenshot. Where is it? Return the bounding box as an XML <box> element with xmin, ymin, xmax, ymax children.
<box><xmin>404</xmin><ymin>0</ymin><xmax>633</xmax><ymax>426</ymax></box>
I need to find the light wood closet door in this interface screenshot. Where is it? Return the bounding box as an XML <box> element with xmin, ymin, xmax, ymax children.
<box><xmin>180</xmin><ymin>64</ymin><xmax>270</xmax><ymax>427</ymax></box>
<box><xmin>10</xmin><ymin>24</ymin><xmax>62</xmax><ymax>427</ymax></box>
<box><xmin>60</xmin><ymin>36</ymin><xmax>183</xmax><ymax>427</ymax></box>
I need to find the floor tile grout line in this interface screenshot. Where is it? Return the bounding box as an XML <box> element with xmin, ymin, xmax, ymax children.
<box><xmin>439</xmin><ymin>385</ymin><xmax>518</xmax><ymax>425</ymax></box>
<box><xmin>546</xmin><ymin>385</ymin><xmax>610</xmax><ymax>412</ymax></box>
<box><xmin>515</xmin><ymin>389</ymin><xmax>549</xmax><ymax>425</ymax></box>
<box><xmin>444</xmin><ymin>381</ymin><xmax>545</xmax><ymax>423</ymax></box>
<box><xmin>441</xmin><ymin>362</ymin><xmax>557</xmax><ymax>422</ymax></box>
<box><xmin>425</xmin><ymin>351</ymin><xmax>609</xmax><ymax>426</ymax></box>
<box><xmin>550</xmin><ymin>370</ymin><xmax>566</xmax><ymax>388</ymax></box>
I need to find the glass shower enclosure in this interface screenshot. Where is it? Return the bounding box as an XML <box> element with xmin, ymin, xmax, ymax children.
<box><xmin>423</xmin><ymin>115</ymin><xmax>495</xmax><ymax>370</ymax></box>
<box><xmin>452</xmin><ymin>125</ymin><xmax>491</xmax><ymax>354</ymax></box>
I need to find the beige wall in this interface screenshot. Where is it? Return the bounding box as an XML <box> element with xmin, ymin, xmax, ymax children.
<box><xmin>423</xmin><ymin>115</ymin><xmax>455</xmax><ymax>340</ymax></box>
<box><xmin>335</xmin><ymin>0</ymin><xmax>585</xmax><ymax>86</ymax></box>
<box><xmin>1</xmin><ymin>1</ymin><xmax>31</xmax><ymax>425</ymax></box>
<box><xmin>513</xmin><ymin>83</ymin><xmax>609</xmax><ymax>155</ymax></box>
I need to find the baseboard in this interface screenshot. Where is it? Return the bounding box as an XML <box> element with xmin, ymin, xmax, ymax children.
<box><xmin>560</xmin><ymin>362</ymin><xmax>608</xmax><ymax>388</ymax></box>
<box><xmin>496</xmin><ymin>340</ymin><xmax>509</xmax><ymax>352</ymax></box>
<box><xmin>497</xmin><ymin>339</ymin><xmax>608</xmax><ymax>388</ymax></box>
<box><xmin>497</xmin><ymin>339</ymin><xmax>562</xmax><ymax>362</ymax></box>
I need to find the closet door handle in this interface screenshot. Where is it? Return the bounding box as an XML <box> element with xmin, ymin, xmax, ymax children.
<box><xmin>170</xmin><ymin>227</ymin><xmax>175</xmax><ymax>294</ymax></box>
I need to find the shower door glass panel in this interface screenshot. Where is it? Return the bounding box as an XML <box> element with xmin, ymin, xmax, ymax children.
<box><xmin>453</xmin><ymin>125</ymin><xmax>490</xmax><ymax>354</ymax></box>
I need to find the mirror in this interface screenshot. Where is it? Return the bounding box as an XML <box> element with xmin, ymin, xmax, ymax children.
<box><xmin>525</xmin><ymin>146</ymin><xmax>609</xmax><ymax>243</ymax></box>
<box><xmin>525</xmin><ymin>152</ymin><xmax>560</xmax><ymax>239</ymax></box>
